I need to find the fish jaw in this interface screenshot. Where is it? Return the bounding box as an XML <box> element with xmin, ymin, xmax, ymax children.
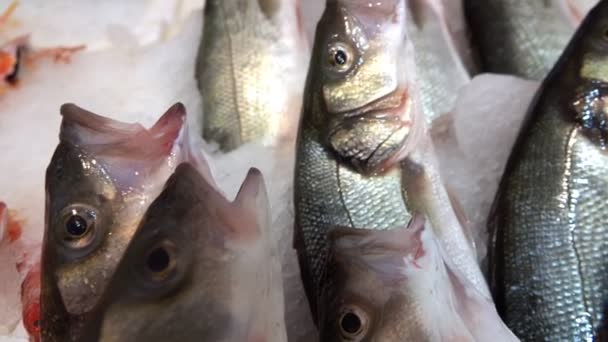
<box><xmin>310</xmin><ymin>0</ymin><xmax>421</xmax><ymax>174</ymax></box>
<box><xmin>42</xmin><ymin>103</ymin><xmax>196</xmax><ymax>340</ymax></box>
<box><xmin>86</xmin><ymin>164</ymin><xmax>286</xmax><ymax>341</ymax></box>
<box><xmin>319</xmin><ymin>215</ymin><xmax>517</xmax><ymax>341</ymax></box>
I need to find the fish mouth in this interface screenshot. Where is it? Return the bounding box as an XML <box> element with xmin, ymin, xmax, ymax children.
<box><xmin>325</xmin><ymin>88</ymin><xmax>414</xmax><ymax>174</ymax></box>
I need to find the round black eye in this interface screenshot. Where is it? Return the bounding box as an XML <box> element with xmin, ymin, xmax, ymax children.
<box><xmin>340</xmin><ymin>312</ymin><xmax>361</xmax><ymax>334</ymax></box>
<box><xmin>338</xmin><ymin>306</ymin><xmax>369</xmax><ymax>340</ymax></box>
<box><xmin>65</xmin><ymin>215</ymin><xmax>88</xmax><ymax>237</ymax></box>
<box><xmin>143</xmin><ymin>240</ymin><xmax>177</xmax><ymax>282</ymax></box>
<box><xmin>58</xmin><ymin>204</ymin><xmax>99</xmax><ymax>251</ymax></box>
<box><xmin>334</xmin><ymin>49</ymin><xmax>348</xmax><ymax>66</ymax></box>
<box><xmin>147</xmin><ymin>246</ymin><xmax>170</xmax><ymax>273</ymax></box>
<box><xmin>327</xmin><ymin>42</ymin><xmax>355</xmax><ymax>72</ymax></box>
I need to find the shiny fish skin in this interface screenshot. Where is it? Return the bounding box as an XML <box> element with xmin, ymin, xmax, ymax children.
<box><xmin>489</xmin><ymin>2</ymin><xmax>608</xmax><ymax>340</ymax></box>
<box><xmin>82</xmin><ymin>163</ymin><xmax>286</xmax><ymax>342</ymax></box>
<box><xmin>465</xmin><ymin>0</ymin><xmax>576</xmax><ymax>80</ymax></box>
<box><xmin>197</xmin><ymin>0</ymin><xmax>309</xmax><ymax>151</ymax></box>
<box><xmin>41</xmin><ymin>104</ymin><xmax>190</xmax><ymax>342</ymax></box>
<box><xmin>407</xmin><ymin>0</ymin><xmax>471</xmax><ymax>122</ymax></box>
<box><xmin>294</xmin><ymin>0</ymin><xmax>416</xmax><ymax>322</ymax></box>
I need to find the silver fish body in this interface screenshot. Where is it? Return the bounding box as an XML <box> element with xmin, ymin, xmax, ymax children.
<box><xmin>197</xmin><ymin>0</ymin><xmax>309</xmax><ymax>151</ymax></box>
<box><xmin>465</xmin><ymin>0</ymin><xmax>576</xmax><ymax>80</ymax></box>
<box><xmin>489</xmin><ymin>2</ymin><xmax>608</xmax><ymax>340</ymax></box>
<box><xmin>407</xmin><ymin>0</ymin><xmax>471</xmax><ymax>122</ymax></box>
<box><xmin>294</xmin><ymin>0</ymin><xmax>418</xmax><ymax>323</ymax></box>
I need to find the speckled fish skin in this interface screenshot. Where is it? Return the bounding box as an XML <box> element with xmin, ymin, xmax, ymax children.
<box><xmin>41</xmin><ymin>103</ymin><xmax>188</xmax><ymax>342</ymax></box>
<box><xmin>489</xmin><ymin>2</ymin><xmax>608</xmax><ymax>340</ymax></box>
<box><xmin>407</xmin><ymin>0</ymin><xmax>471</xmax><ymax>122</ymax></box>
<box><xmin>82</xmin><ymin>163</ymin><xmax>286</xmax><ymax>342</ymax></box>
<box><xmin>465</xmin><ymin>0</ymin><xmax>575</xmax><ymax>80</ymax></box>
<box><xmin>294</xmin><ymin>0</ymin><xmax>420</xmax><ymax>323</ymax></box>
<box><xmin>319</xmin><ymin>215</ymin><xmax>518</xmax><ymax>342</ymax></box>
<box><xmin>197</xmin><ymin>0</ymin><xmax>309</xmax><ymax>151</ymax></box>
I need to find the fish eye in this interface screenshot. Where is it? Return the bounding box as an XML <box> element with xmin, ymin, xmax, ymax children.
<box><xmin>327</xmin><ymin>42</ymin><xmax>355</xmax><ymax>73</ymax></box>
<box><xmin>59</xmin><ymin>204</ymin><xmax>98</xmax><ymax>250</ymax></box>
<box><xmin>144</xmin><ymin>240</ymin><xmax>177</xmax><ymax>282</ymax></box>
<box><xmin>338</xmin><ymin>305</ymin><xmax>369</xmax><ymax>341</ymax></box>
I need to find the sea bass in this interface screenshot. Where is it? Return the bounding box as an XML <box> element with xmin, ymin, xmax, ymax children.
<box><xmin>82</xmin><ymin>163</ymin><xmax>286</xmax><ymax>342</ymax></box>
<box><xmin>489</xmin><ymin>2</ymin><xmax>608</xmax><ymax>340</ymax></box>
<box><xmin>197</xmin><ymin>0</ymin><xmax>310</xmax><ymax>151</ymax></box>
<box><xmin>41</xmin><ymin>103</ymin><xmax>207</xmax><ymax>341</ymax></box>
<box><xmin>465</xmin><ymin>0</ymin><xmax>578</xmax><ymax>80</ymax></box>
<box><xmin>294</xmin><ymin>0</ymin><xmax>420</xmax><ymax>321</ymax></box>
<box><xmin>319</xmin><ymin>214</ymin><xmax>518</xmax><ymax>342</ymax></box>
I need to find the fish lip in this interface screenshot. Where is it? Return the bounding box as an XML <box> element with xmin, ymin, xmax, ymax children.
<box><xmin>327</xmin><ymin>87</ymin><xmax>410</xmax><ymax>121</ymax></box>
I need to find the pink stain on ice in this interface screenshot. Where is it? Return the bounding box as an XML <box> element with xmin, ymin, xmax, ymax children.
<box><xmin>21</xmin><ymin>260</ymin><xmax>40</xmax><ymax>342</ymax></box>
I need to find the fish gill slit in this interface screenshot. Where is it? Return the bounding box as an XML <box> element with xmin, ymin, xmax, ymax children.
<box><xmin>335</xmin><ymin>163</ymin><xmax>355</xmax><ymax>228</ymax></box>
<box><xmin>564</xmin><ymin>128</ymin><xmax>592</xmax><ymax>321</ymax></box>
<box><xmin>365</xmin><ymin>129</ymin><xmax>399</xmax><ymax>166</ymax></box>
<box><xmin>220</xmin><ymin>3</ymin><xmax>245</xmax><ymax>142</ymax></box>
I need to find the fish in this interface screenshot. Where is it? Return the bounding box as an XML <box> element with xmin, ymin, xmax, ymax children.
<box><xmin>81</xmin><ymin>163</ymin><xmax>287</xmax><ymax>342</ymax></box>
<box><xmin>41</xmin><ymin>103</ymin><xmax>206</xmax><ymax>341</ymax></box>
<box><xmin>407</xmin><ymin>0</ymin><xmax>471</xmax><ymax>122</ymax></box>
<box><xmin>196</xmin><ymin>0</ymin><xmax>310</xmax><ymax>151</ymax></box>
<box><xmin>293</xmin><ymin>0</ymin><xmax>421</xmax><ymax>322</ymax></box>
<box><xmin>489</xmin><ymin>2</ymin><xmax>608</xmax><ymax>340</ymax></box>
<box><xmin>318</xmin><ymin>214</ymin><xmax>518</xmax><ymax>341</ymax></box>
<box><xmin>465</xmin><ymin>0</ymin><xmax>578</xmax><ymax>80</ymax></box>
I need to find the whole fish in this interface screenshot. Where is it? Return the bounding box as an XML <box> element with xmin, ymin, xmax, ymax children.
<box><xmin>41</xmin><ymin>103</ymin><xmax>206</xmax><ymax>341</ymax></box>
<box><xmin>465</xmin><ymin>0</ymin><xmax>577</xmax><ymax>80</ymax></box>
<box><xmin>489</xmin><ymin>2</ymin><xmax>608</xmax><ymax>340</ymax></box>
<box><xmin>82</xmin><ymin>163</ymin><xmax>287</xmax><ymax>342</ymax></box>
<box><xmin>319</xmin><ymin>214</ymin><xmax>518</xmax><ymax>341</ymax></box>
<box><xmin>294</xmin><ymin>0</ymin><xmax>420</xmax><ymax>321</ymax></box>
<box><xmin>196</xmin><ymin>0</ymin><xmax>310</xmax><ymax>151</ymax></box>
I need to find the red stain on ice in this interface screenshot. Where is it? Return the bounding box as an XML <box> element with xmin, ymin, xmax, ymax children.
<box><xmin>21</xmin><ymin>260</ymin><xmax>41</xmax><ymax>342</ymax></box>
<box><xmin>0</xmin><ymin>202</ymin><xmax>41</xmax><ymax>341</ymax></box>
<box><xmin>7</xmin><ymin>210</ymin><xmax>23</xmax><ymax>242</ymax></box>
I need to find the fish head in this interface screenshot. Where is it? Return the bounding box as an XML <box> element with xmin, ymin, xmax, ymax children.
<box><xmin>42</xmin><ymin>103</ymin><xmax>188</xmax><ymax>328</ymax></box>
<box><xmin>318</xmin><ymin>215</ymin><xmax>432</xmax><ymax>341</ymax></box>
<box><xmin>319</xmin><ymin>215</ymin><xmax>515</xmax><ymax>341</ymax></box>
<box><xmin>85</xmin><ymin>164</ymin><xmax>284</xmax><ymax>341</ymax></box>
<box><xmin>311</xmin><ymin>0</ymin><xmax>419</xmax><ymax>174</ymax></box>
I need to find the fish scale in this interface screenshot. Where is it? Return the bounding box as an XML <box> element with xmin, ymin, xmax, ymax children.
<box><xmin>295</xmin><ymin>123</ymin><xmax>410</xmax><ymax>300</ymax></box>
<box><xmin>465</xmin><ymin>0</ymin><xmax>575</xmax><ymax>80</ymax></box>
<box><xmin>197</xmin><ymin>0</ymin><xmax>306</xmax><ymax>151</ymax></box>
<box><xmin>568</xmin><ymin>137</ymin><xmax>608</xmax><ymax>331</ymax></box>
<box><xmin>492</xmin><ymin>105</ymin><xmax>601</xmax><ymax>340</ymax></box>
<box><xmin>489</xmin><ymin>3</ymin><xmax>608</xmax><ymax>338</ymax></box>
<box><xmin>407</xmin><ymin>0</ymin><xmax>470</xmax><ymax>122</ymax></box>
